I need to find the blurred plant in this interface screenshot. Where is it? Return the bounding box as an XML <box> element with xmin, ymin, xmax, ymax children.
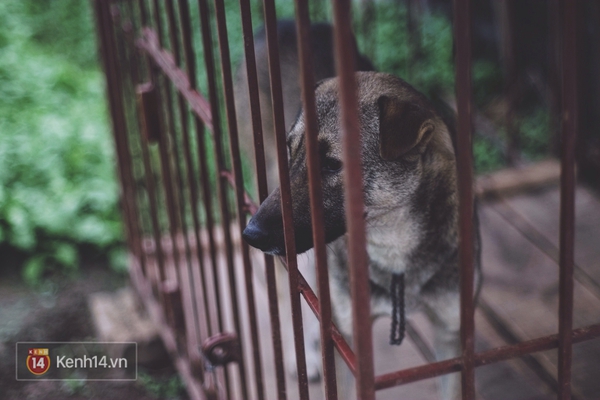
<box><xmin>0</xmin><ymin>1</ymin><xmax>124</xmax><ymax>284</ymax></box>
<box><xmin>138</xmin><ymin>371</ymin><xmax>186</xmax><ymax>400</ymax></box>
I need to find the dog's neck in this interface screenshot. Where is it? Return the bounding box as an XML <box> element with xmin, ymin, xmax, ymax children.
<box><xmin>365</xmin><ymin>206</ymin><xmax>420</xmax><ymax>275</ymax></box>
<box><xmin>366</xmin><ymin>127</ymin><xmax>459</xmax><ymax>278</ymax></box>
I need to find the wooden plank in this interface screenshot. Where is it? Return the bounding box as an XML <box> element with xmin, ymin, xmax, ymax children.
<box><xmin>501</xmin><ymin>185</ymin><xmax>600</xmax><ymax>297</ymax></box>
<box><xmin>475</xmin><ymin>308</ymin><xmax>557</xmax><ymax>399</ymax></box>
<box><xmin>478</xmin><ymin>202</ymin><xmax>600</xmax><ymax>399</ymax></box>
<box><xmin>475</xmin><ymin>159</ymin><xmax>561</xmax><ymax>199</ymax></box>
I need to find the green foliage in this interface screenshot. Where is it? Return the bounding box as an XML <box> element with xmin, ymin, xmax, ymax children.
<box><xmin>0</xmin><ymin>0</ymin><xmax>554</xmax><ymax>285</ymax></box>
<box><xmin>138</xmin><ymin>372</ymin><xmax>187</xmax><ymax>400</ymax></box>
<box><xmin>0</xmin><ymin>1</ymin><xmax>123</xmax><ymax>283</ymax></box>
<box><xmin>473</xmin><ymin>136</ymin><xmax>505</xmax><ymax>174</ymax></box>
<box><xmin>518</xmin><ymin>108</ymin><xmax>553</xmax><ymax>161</ymax></box>
<box><xmin>354</xmin><ymin>4</ymin><xmax>508</xmax><ymax>172</ymax></box>
<box><xmin>357</xmin><ymin>6</ymin><xmax>456</xmax><ymax>99</ymax></box>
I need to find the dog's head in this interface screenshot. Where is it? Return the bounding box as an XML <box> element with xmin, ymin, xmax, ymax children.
<box><xmin>243</xmin><ymin>72</ymin><xmax>455</xmax><ymax>256</ymax></box>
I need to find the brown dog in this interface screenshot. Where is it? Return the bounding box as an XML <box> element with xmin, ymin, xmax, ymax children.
<box><xmin>244</xmin><ymin>72</ymin><xmax>482</xmax><ymax>399</ymax></box>
<box><xmin>235</xmin><ymin>20</ymin><xmax>374</xmax><ymax>382</ymax></box>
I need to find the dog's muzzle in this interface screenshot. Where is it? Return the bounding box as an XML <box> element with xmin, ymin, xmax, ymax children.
<box><xmin>242</xmin><ymin>218</ymin><xmax>285</xmax><ymax>255</ymax></box>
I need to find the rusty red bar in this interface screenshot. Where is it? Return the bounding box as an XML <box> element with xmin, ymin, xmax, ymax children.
<box><xmin>292</xmin><ymin>0</ymin><xmax>338</xmax><ymax>398</ymax></box>
<box><xmin>122</xmin><ymin>6</ymin><xmax>169</xmax><ymax>296</ymax></box>
<box><xmin>151</xmin><ymin>0</ymin><xmax>164</xmax><ymax>47</ymax></box>
<box><xmin>261</xmin><ymin>0</ymin><xmax>311</xmax><ymax>398</ymax></box>
<box><xmin>105</xmin><ymin>3</ymin><xmax>151</xmax><ymax>277</ymax></box>
<box><xmin>137</xmin><ymin>29</ymin><xmax>213</xmax><ymax>129</ymax></box>
<box><xmin>210</xmin><ymin>0</ymin><xmax>266</xmax><ymax>398</ymax></box>
<box><xmin>166</xmin><ymin>0</ymin><xmax>215</xmax><ymax>352</ymax></box>
<box><xmin>375</xmin><ymin>323</ymin><xmax>600</xmax><ymax>391</ymax></box>
<box><xmin>172</xmin><ymin>0</ymin><xmax>229</xmax><ymax>369</ymax></box>
<box><xmin>176</xmin><ymin>0</ymin><xmax>215</xmax><ymax>340</ymax></box>
<box><xmin>296</xmin><ymin>273</ymin><xmax>357</xmax><ymax>375</ymax></box>
<box><xmin>237</xmin><ymin>0</ymin><xmax>288</xmax><ymax>398</ymax></box>
<box><xmin>452</xmin><ymin>0</ymin><xmax>476</xmax><ymax>398</ymax></box>
<box><xmin>194</xmin><ymin>1</ymin><xmax>236</xmax><ymax>396</ymax></box>
<box><xmin>108</xmin><ymin>4</ymin><xmax>154</xmax><ymax>282</ymax></box>
<box><xmin>164</xmin><ymin>0</ymin><xmax>208</xmax><ymax>354</ymax></box>
<box><xmin>137</xmin><ymin>0</ymin><xmax>148</xmax><ymax>27</ymax></box>
<box><xmin>558</xmin><ymin>0</ymin><xmax>578</xmax><ymax>398</ymax></box>
<box><xmin>129</xmin><ymin>256</ymin><xmax>205</xmax><ymax>400</ymax></box>
<box><xmin>136</xmin><ymin>85</ymin><xmax>168</xmax><ymax>288</ymax></box>
<box><xmin>93</xmin><ymin>0</ymin><xmax>140</xmax><ymax>275</ymax></box>
<box><xmin>331</xmin><ymin>1</ymin><xmax>375</xmax><ymax>399</ymax></box>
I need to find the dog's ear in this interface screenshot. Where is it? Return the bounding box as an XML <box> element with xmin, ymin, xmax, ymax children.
<box><xmin>378</xmin><ymin>95</ymin><xmax>435</xmax><ymax>160</ymax></box>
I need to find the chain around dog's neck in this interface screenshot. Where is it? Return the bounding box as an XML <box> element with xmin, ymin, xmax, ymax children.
<box><xmin>390</xmin><ymin>273</ymin><xmax>406</xmax><ymax>345</ymax></box>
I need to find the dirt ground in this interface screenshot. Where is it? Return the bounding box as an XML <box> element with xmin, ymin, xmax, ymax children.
<box><xmin>0</xmin><ymin>261</ymin><xmax>187</xmax><ymax>400</ymax></box>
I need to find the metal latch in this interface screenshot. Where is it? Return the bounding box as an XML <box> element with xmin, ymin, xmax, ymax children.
<box><xmin>201</xmin><ymin>332</ymin><xmax>241</xmax><ymax>367</ymax></box>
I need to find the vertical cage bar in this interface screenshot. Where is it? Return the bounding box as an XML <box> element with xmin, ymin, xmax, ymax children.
<box><xmin>149</xmin><ymin>0</ymin><xmax>188</xmax><ymax>345</ymax></box>
<box><xmin>151</xmin><ymin>0</ymin><xmax>165</xmax><ymax>47</ymax></box>
<box><xmin>558</xmin><ymin>0</ymin><xmax>578</xmax><ymax>398</ymax></box>
<box><xmin>120</xmin><ymin>0</ymin><xmax>170</xmax><ymax>296</ymax></box>
<box><xmin>293</xmin><ymin>1</ymin><xmax>338</xmax><ymax>398</ymax></box>
<box><xmin>93</xmin><ymin>0</ymin><xmax>139</xmax><ymax>271</ymax></box>
<box><xmin>331</xmin><ymin>1</ymin><xmax>375</xmax><ymax>399</ymax></box>
<box><xmin>498</xmin><ymin>0</ymin><xmax>519</xmax><ymax>165</ymax></box>
<box><xmin>211</xmin><ymin>0</ymin><xmax>266</xmax><ymax>398</ymax></box>
<box><xmin>196</xmin><ymin>0</ymin><xmax>249</xmax><ymax>397</ymax></box>
<box><xmin>177</xmin><ymin>0</ymin><xmax>215</xmax><ymax>340</ymax></box>
<box><xmin>155</xmin><ymin>73</ymin><xmax>189</xmax><ymax>339</ymax></box>
<box><xmin>164</xmin><ymin>0</ymin><xmax>205</xmax><ymax>352</ymax></box>
<box><xmin>107</xmin><ymin>4</ymin><xmax>150</xmax><ymax>279</ymax></box>
<box><xmin>138</xmin><ymin>0</ymin><xmax>148</xmax><ymax>27</ymax></box>
<box><xmin>452</xmin><ymin>0</ymin><xmax>476</xmax><ymax>399</ymax></box>
<box><xmin>261</xmin><ymin>0</ymin><xmax>310</xmax><ymax>398</ymax></box>
<box><xmin>195</xmin><ymin>1</ymin><xmax>235</xmax><ymax>397</ymax></box>
<box><xmin>238</xmin><ymin>0</ymin><xmax>288</xmax><ymax>398</ymax></box>
<box><xmin>137</xmin><ymin>88</ymin><xmax>169</xmax><ymax>289</ymax></box>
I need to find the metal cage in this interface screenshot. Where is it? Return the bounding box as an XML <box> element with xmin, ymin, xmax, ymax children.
<box><xmin>93</xmin><ymin>0</ymin><xmax>599</xmax><ymax>399</ymax></box>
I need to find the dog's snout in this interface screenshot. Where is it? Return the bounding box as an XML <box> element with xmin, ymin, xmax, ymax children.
<box><xmin>243</xmin><ymin>219</ymin><xmax>270</xmax><ymax>250</ymax></box>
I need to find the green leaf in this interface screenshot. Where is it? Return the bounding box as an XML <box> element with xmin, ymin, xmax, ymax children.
<box><xmin>108</xmin><ymin>247</ymin><xmax>128</xmax><ymax>274</ymax></box>
<box><xmin>22</xmin><ymin>255</ymin><xmax>46</xmax><ymax>286</ymax></box>
<box><xmin>52</xmin><ymin>242</ymin><xmax>78</xmax><ymax>268</ymax></box>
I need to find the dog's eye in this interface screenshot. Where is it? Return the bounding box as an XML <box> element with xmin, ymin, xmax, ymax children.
<box><xmin>322</xmin><ymin>158</ymin><xmax>342</xmax><ymax>173</ymax></box>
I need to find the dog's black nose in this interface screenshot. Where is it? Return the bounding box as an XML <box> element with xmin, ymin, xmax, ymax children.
<box><xmin>243</xmin><ymin>219</ymin><xmax>269</xmax><ymax>250</ymax></box>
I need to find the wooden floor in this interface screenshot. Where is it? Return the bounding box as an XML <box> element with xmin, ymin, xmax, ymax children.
<box><xmin>249</xmin><ymin>183</ymin><xmax>600</xmax><ymax>400</ymax></box>
<box><xmin>473</xmin><ymin>184</ymin><xmax>600</xmax><ymax>400</ymax></box>
<box><xmin>144</xmin><ymin>178</ymin><xmax>600</xmax><ymax>399</ymax></box>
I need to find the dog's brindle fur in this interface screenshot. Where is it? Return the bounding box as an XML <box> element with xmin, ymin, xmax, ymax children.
<box><xmin>244</xmin><ymin>72</ymin><xmax>482</xmax><ymax>399</ymax></box>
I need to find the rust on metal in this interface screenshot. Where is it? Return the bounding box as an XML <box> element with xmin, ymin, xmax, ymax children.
<box><xmin>96</xmin><ymin>1</ymin><xmax>149</xmax><ymax>280</ymax></box>
<box><xmin>331</xmin><ymin>0</ymin><xmax>375</xmax><ymax>399</ymax></box>
<box><xmin>194</xmin><ymin>0</ymin><xmax>234</xmax><ymax>395</ymax></box>
<box><xmin>164</xmin><ymin>0</ymin><xmax>208</xmax><ymax>351</ymax></box>
<box><xmin>136</xmin><ymin>83</ymin><xmax>161</xmax><ymax>143</ymax></box>
<box><xmin>202</xmin><ymin>333</ymin><xmax>242</xmax><ymax>367</ymax></box>
<box><xmin>176</xmin><ymin>0</ymin><xmax>214</xmax><ymax>340</ymax></box>
<box><xmin>293</xmin><ymin>0</ymin><xmax>338</xmax><ymax>398</ymax></box>
<box><xmin>137</xmin><ymin>29</ymin><xmax>213</xmax><ymax>129</ymax></box>
<box><xmin>234</xmin><ymin>3</ymin><xmax>288</xmax><ymax>396</ymax></box>
<box><xmin>211</xmin><ymin>0</ymin><xmax>265</xmax><ymax>397</ymax></box>
<box><xmin>558</xmin><ymin>0</ymin><xmax>579</xmax><ymax>398</ymax></box>
<box><xmin>453</xmin><ymin>0</ymin><xmax>476</xmax><ymax>398</ymax></box>
<box><xmin>262</xmin><ymin>0</ymin><xmax>311</xmax><ymax>398</ymax></box>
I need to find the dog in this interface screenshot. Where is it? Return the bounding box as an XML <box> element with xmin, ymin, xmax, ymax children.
<box><xmin>243</xmin><ymin>71</ymin><xmax>482</xmax><ymax>399</ymax></box>
<box><xmin>235</xmin><ymin>20</ymin><xmax>374</xmax><ymax>381</ymax></box>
